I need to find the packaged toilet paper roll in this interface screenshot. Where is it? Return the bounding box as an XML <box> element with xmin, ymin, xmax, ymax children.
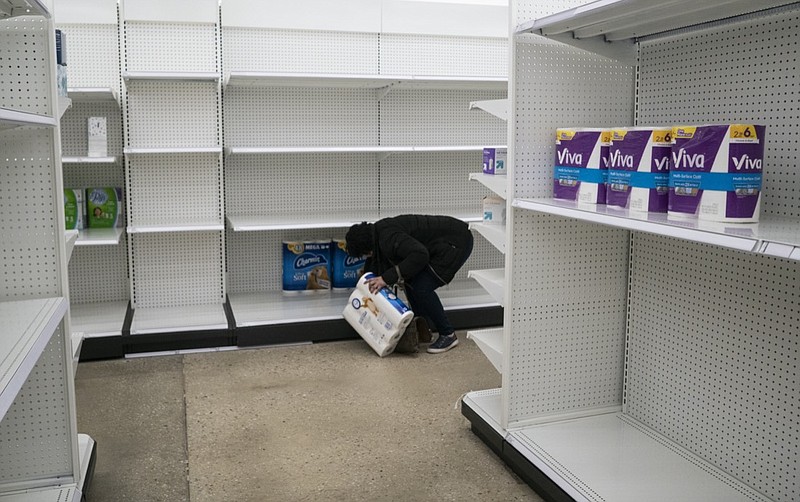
<box><xmin>342</xmin><ymin>273</ymin><xmax>414</xmax><ymax>357</ymax></box>
<box><xmin>607</xmin><ymin>127</ymin><xmax>671</xmax><ymax>212</ymax></box>
<box><xmin>282</xmin><ymin>240</ymin><xmax>331</xmax><ymax>294</ymax></box>
<box><xmin>553</xmin><ymin>128</ymin><xmax>610</xmax><ymax>204</ymax></box>
<box><xmin>669</xmin><ymin>124</ymin><xmax>766</xmax><ymax>222</ymax></box>
<box><xmin>331</xmin><ymin>239</ymin><xmax>366</xmax><ymax>290</ymax></box>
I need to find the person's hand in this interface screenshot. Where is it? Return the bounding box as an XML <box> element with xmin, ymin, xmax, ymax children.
<box><xmin>367</xmin><ymin>276</ymin><xmax>387</xmax><ymax>294</ymax></box>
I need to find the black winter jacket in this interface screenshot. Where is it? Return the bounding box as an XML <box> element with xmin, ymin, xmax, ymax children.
<box><xmin>365</xmin><ymin>215</ymin><xmax>471</xmax><ymax>286</ymax></box>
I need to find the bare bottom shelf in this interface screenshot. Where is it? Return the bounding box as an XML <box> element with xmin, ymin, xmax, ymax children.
<box><xmin>130</xmin><ymin>303</ymin><xmax>227</xmax><ymax>335</ymax></box>
<box><xmin>71</xmin><ymin>301</ymin><xmax>128</xmax><ymax>338</ymax></box>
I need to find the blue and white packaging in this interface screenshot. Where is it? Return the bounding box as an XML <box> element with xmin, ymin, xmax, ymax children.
<box><xmin>331</xmin><ymin>239</ymin><xmax>366</xmax><ymax>290</ymax></box>
<box><xmin>482</xmin><ymin>196</ymin><xmax>505</xmax><ymax>225</ymax></box>
<box><xmin>483</xmin><ymin>148</ymin><xmax>507</xmax><ymax>175</ymax></box>
<box><xmin>282</xmin><ymin>240</ymin><xmax>331</xmax><ymax>294</ymax></box>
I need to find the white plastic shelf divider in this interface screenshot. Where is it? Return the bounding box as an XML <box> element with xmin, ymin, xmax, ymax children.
<box><xmin>227</xmin><ymin>214</ymin><xmax>379</xmax><ymax>232</ymax></box>
<box><xmin>467</xmin><ymin>268</ymin><xmax>505</xmax><ymax>306</ymax></box>
<box><xmin>122</xmin><ymin>71</ymin><xmax>220</xmax><ymax>81</ymax></box>
<box><xmin>469</xmin><ymin>172</ymin><xmax>507</xmax><ymax>199</ymax></box>
<box><xmin>395</xmin><ymin>75</ymin><xmax>507</xmax><ymax>91</ymax></box>
<box><xmin>124</xmin><ymin>147</ymin><xmax>222</xmax><ymax>155</ymax></box>
<box><xmin>469</xmin><ymin>98</ymin><xmax>508</xmax><ymax>121</ymax></box>
<box><xmin>508</xmin><ymin>413</ymin><xmax>773</xmax><ymax>502</ymax></box>
<box><xmin>70</xmin><ymin>332</ymin><xmax>83</xmax><ymax>377</ymax></box>
<box><xmin>130</xmin><ymin>303</ymin><xmax>227</xmax><ymax>335</ymax></box>
<box><xmin>469</xmin><ymin>222</ymin><xmax>506</xmax><ymax>254</ymax></box>
<box><xmin>0</xmin><ymin>0</ymin><xmax>50</xmax><ymax>19</ymax></box>
<box><xmin>127</xmin><ymin>223</ymin><xmax>223</xmax><ymax>234</ymax></box>
<box><xmin>58</xmin><ymin>97</ymin><xmax>72</xmax><ymax>119</ymax></box>
<box><xmin>0</xmin><ymin>297</ymin><xmax>67</xmax><ymax>419</ymax></box>
<box><xmin>467</xmin><ymin>327</ymin><xmax>503</xmax><ymax>373</ymax></box>
<box><xmin>462</xmin><ymin>388</ymin><xmax>506</xmax><ymax>438</ymax></box>
<box><xmin>0</xmin><ymin>107</ymin><xmax>56</xmax><ymax>130</ymax></box>
<box><xmin>0</xmin><ymin>486</ymin><xmax>80</xmax><ymax>502</ymax></box>
<box><xmin>514</xmin><ymin>198</ymin><xmax>800</xmax><ymax>261</ymax></box>
<box><xmin>70</xmin><ymin>301</ymin><xmax>128</xmax><ymax>338</ymax></box>
<box><xmin>75</xmin><ymin>227</ymin><xmax>125</xmax><ymax>246</ymax></box>
<box><xmin>62</xmin><ymin>156</ymin><xmax>118</xmax><ymax>164</ymax></box>
<box><xmin>228</xmin><ymin>280</ymin><xmax>497</xmax><ymax>328</ymax></box>
<box><xmin>67</xmin><ymin>87</ymin><xmax>117</xmax><ymax>102</ymax></box>
<box><xmin>65</xmin><ymin>230</ymin><xmax>79</xmax><ymax>263</ymax></box>
<box><xmin>224</xmin><ymin>71</ymin><xmax>507</xmax><ymax>91</ymax></box>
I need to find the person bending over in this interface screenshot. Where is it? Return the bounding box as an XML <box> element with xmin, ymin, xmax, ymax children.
<box><xmin>345</xmin><ymin>214</ymin><xmax>474</xmax><ymax>354</ymax></box>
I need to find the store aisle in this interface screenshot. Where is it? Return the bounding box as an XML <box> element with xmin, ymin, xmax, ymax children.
<box><xmin>75</xmin><ymin>334</ymin><xmax>539</xmax><ymax>501</ymax></box>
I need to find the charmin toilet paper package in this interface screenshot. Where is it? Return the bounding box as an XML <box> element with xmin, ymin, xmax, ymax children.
<box><xmin>64</xmin><ymin>189</ymin><xmax>85</xmax><ymax>230</ymax></box>
<box><xmin>669</xmin><ymin>124</ymin><xmax>766</xmax><ymax>222</ymax></box>
<box><xmin>483</xmin><ymin>148</ymin><xmax>507</xmax><ymax>175</ymax></box>
<box><xmin>331</xmin><ymin>239</ymin><xmax>366</xmax><ymax>290</ymax></box>
<box><xmin>607</xmin><ymin>127</ymin><xmax>671</xmax><ymax>212</ymax></box>
<box><xmin>553</xmin><ymin>128</ymin><xmax>610</xmax><ymax>204</ymax></box>
<box><xmin>85</xmin><ymin>187</ymin><xmax>123</xmax><ymax>228</ymax></box>
<box><xmin>342</xmin><ymin>273</ymin><xmax>414</xmax><ymax>357</ymax></box>
<box><xmin>282</xmin><ymin>240</ymin><xmax>331</xmax><ymax>294</ymax></box>
<box><xmin>483</xmin><ymin>196</ymin><xmax>506</xmax><ymax>225</ymax></box>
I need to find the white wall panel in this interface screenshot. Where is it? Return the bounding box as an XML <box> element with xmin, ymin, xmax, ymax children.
<box><xmin>221</xmin><ymin>0</ymin><xmax>381</xmax><ymax>32</ymax></box>
<box><xmin>55</xmin><ymin>24</ymin><xmax>120</xmax><ymax>91</ymax></box>
<box><xmin>380</xmin><ymin>34</ymin><xmax>507</xmax><ymax>76</ymax></box>
<box><xmin>124</xmin><ymin>22</ymin><xmax>218</xmax><ymax>73</ymax></box>
<box><xmin>54</xmin><ymin>0</ymin><xmax>117</xmax><ymax>24</ymax></box>
<box><xmin>382</xmin><ymin>0</ymin><xmax>507</xmax><ymax>37</ymax></box>
<box><xmin>122</xmin><ymin>0</ymin><xmax>218</xmax><ymax>23</ymax></box>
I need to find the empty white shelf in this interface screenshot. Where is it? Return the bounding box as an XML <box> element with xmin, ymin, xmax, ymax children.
<box><xmin>467</xmin><ymin>268</ymin><xmax>505</xmax><ymax>306</ymax></box>
<box><xmin>508</xmin><ymin>413</ymin><xmax>772</xmax><ymax>502</ymax></box>
<box><xmin>58</xmin><ymin>97</ymin><xmax>72</xmax><ymax>118</ymax></box>
<box><xmin>67</xmin><ymin>87</ymin><xmax>117</xmax><ymax>102</ymax></box>
<box><xmin>75</xmin><ymin>227</ymin><xmax>125</xmax><ymax>246</ymax></box>
<box><xmin>227</xmin><ymin>214</ymin><xmax>378</xmax><ymax>232</ymax></box>
<box><xmin>124</xmin><ymin>146</ymin><xmax>222</xmax><ymax>154</ymax></box>
<box><xmin>65</xmin><ymin>229</ymin><xmax>79</xmax><ymax>263</ymax></box>
<box><xmin>130</xmin><ymin>303</ymin><xmax>227</xmax><ymax>335</ymax></box>
<box><xmin>0</xmin><ymin>297</ymin><xmax>67</xmax><ymax>419</ymax></box>
<box><xmin>0</xmin><ymin>485</ymin><xmax>80</xmax><ymax>502</ymax></box>
<box><xmin>62</xmin><ymin>156</ymin><xmax>118</xmax><ymax>164</ymax></box>
<box><xmin>0</xmin><ymin>0</ymin><xmax>50</xmax><ymax>19</ymax></box>
<box><xmin>224</xmin><ymin>145</ymin><xmax>502</xmax><ymax>157</ymax></box>
<box><xmin>462</xmin><ymin>389</ymin><xmax>505</xmax><ymax>438</ymax></box>
<box><xmin>514</xmin><ymin>198</ymin><xmax>800</xmax><ymax>261</ymax></box>
<box><xmin>467</xmin><ymin>327</ymin><xmax>503</xmax><ymax>373</ymax></box>
<box><xmin>469</xmin><ymin>172</ymin><xmax>507</xmax><ymax>199</ymax></box>
<box><xmin>0</xmin><ymin>107</ymin><xmax>56</xmax><ymax>130</ymax></box>
<box><xmin>123</xmin><ymin>71</ymin><xmax>219</xmax><ymax>81</ymax></box>
<box><xmin>127</xmin><ymin>223</ymin><xmax>223</xmax><ymax>234</ymax></box>
<box><xmin>70</xmin><ymin>301</ymin><xmax>128</xmax><ymax>338</ymax></box>
<box><xmin>71</xmin><ymin>331</ymin><xmax>83</xmax><ymax>376</ymax></box>
<box><xmin>469</xmin><ymin>221</ymin><xmax>506</xmax><ymax>254</ymax></box>
<box><xmin>469</xmin><ymin>98</ymin><xmax>508</xmax><ymax>121</ymax></box>
<box><xmin>224</xmin><ymin>71</ymin><xmax>507</xmax><ymax>91</ymax></box>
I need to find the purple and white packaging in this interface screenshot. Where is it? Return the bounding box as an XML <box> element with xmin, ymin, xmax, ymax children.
<box><xmin>669</xmin><ymin>124</ymin><xmax>765</xmax><ymax>222</ymax></box>
<box><xmin>607</xmin><ymin>128</ymin><xmax>671</xmax><ymax>212</ymax></box>
<box><xmin>553</xmin><ymin>128</ymin><xmax>609</xmax><ymax>203</ymax></box>
<box><xmin>483</xmin><ymin>148</ymin><xmax>507</xmax><ymax>175</ymax></box>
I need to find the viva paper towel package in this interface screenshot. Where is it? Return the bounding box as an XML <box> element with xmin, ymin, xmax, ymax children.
<box><xmin>282</xmin><ymin>240</ymin><xmax>331</xmax><ymax>294</ymax></box>
<box><xmin>607</xmin><ymin>128</ymin><xmax>671</xmax><ymax>212</ymax></box>
<box><xmin>669</xmin><ymin>124</ymin><xmax>766</xmax><ymax>222</ymax></box>
<box><xmin>331</xmin><ymin>239</ymin><xmax>366</xmax><ymax>290</ymax></box>
<box><xmin>553</xmin><ymin>128</ymin><xmax>610</xmax><ymax>204</ymax></box>
<box><xmin>64</xmin><ymin>189</ymin><xmax>85</xmax><ymax>230</ymax></box>
<box><xmin>343</xmin><ymin>273</ymin><xmax>414</xmax><ymax>357</ymax></box>
<box><xmin>86</xmin><ymin>187</ymin><xmax>123</xmax><ymax>228</ymax></box>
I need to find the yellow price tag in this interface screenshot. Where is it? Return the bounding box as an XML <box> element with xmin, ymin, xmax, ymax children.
<box><xmin>652</xmin><ymin>129</ymin><xmax>672</xmax><ymax>144</ymax></box>
<box><xmin>730</xmin><ymin>124</ymin><xmax>758</xmax><ymax>140</ymax></box>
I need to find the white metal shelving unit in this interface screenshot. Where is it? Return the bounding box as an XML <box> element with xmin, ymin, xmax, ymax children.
<box><xmin>463</xmin><ymin>1</ymin><xmax>800</xmax><ymax>501</ymax></box>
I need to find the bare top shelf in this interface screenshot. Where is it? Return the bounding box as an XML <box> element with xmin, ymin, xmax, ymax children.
<box><xmin>225</xmin><ymin>71</ymin><xmax>507</xmax><ymax>91</ymax></box>
<box><xmin>0</xmin><ymin>0</ymin><xmax>50</xmax><ymax>19</ymax></box>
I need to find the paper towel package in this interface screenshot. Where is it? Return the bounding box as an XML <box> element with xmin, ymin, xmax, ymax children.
<box><xmin>483</xmin><ymin>196</ymin><xmax>506</xmax><ymax>225</ymax></box>
<box><xmin>553</xmin><ymin>128</ymin><xmax>610</xmax><ymax>204</ymax></box>
<box><xmin>282</xmin><ymin>240</ymin><xmax>332</xmax><ymax>294</ymax></box>
<box><xmin>64</xmin><ymin>188</ymin><xmax>85</xmax><ymax>230</ymax></box>
<box><xmin>607</xmin><ymin>127</ymin><xmax>671</xmax><ymax>212</ymax></box>
<box><xmin>343</xmin><ymin>273</ymin><xmax>414</xmax><ymax>357</ymax></box>
<box><xmin>669</xmin><ymin>124</ymin><xmax>766</xmax><ymax>222</ymax></box>
<box><xmin>331</xmin><ymin>239</ymin><xmax>366</xmax><ymax>290</ymax></box>
<box><xmin>85</xmin><ymin>187</ymin><xmax>123</xmax><ymax>228</ymax></box>
<box><xmin>483</xmin><ymin>148</ymin><xmax>507</xmax><ymax>175</ymax></box>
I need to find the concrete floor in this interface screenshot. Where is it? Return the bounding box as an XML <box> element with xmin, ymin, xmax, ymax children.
<box><xmin>75</xmin><ymin>333</ymin><xmax>541</xmax><ymax>501</ymax></box>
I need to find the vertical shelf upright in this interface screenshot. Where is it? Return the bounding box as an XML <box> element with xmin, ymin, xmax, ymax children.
<box><xmin>120</xmin><ymin>0</ymin><xmax>228</xmax><ymax>346</ymax></box>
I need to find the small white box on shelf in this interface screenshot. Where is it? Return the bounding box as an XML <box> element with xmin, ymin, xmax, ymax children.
<box><xmin>87</xmin><ymin>117</ymin><xmax>108</xmax><ymax>157</ymax></box>
<box><xmin>483</xmin><ymin>196</ymin><xmax>506</xmax><ymax>225</ymax></box>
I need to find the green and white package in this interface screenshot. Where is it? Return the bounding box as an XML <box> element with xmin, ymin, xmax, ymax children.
<box><xmin>86</xmin><ymin>187</ymin><xmax>123</xmax><ymax>228</ymax></box>
<box><xmin>64</xmin><ymin>188</ymin><xmax>85</xmax><ymax>230</ymax></box>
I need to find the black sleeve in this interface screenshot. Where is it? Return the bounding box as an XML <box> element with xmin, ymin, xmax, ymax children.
<box><xmin>380</xmin><ymin>230</ymin><xmax>429</xmax><ymax>285</ymax></box>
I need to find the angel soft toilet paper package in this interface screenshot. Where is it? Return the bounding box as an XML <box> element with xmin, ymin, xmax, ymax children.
<box><xmin>282</xmin><ymin>240</ymin><xmax>331</xmax><ymax>294</ymax></box>
<box><xmin>342</xmin><ymin>273</ymin><xmax>414</xmax><ymax>357</ymax></box>
<box><xmin>669</xmin><ymin>124</ymin><xmax>766</xmax><ymax>222</ymax></box>
<box><xmin>553</xmin><ymin>128</ymin><xmax>610</xmax><ymax>204</ymax></box>
<box><xmin>607</xmin><ymin>128</ymin><xmax>671</xmax><ymax>212</ymax></box>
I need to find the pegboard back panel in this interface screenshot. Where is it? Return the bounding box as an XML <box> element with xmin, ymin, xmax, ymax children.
<box><xmin>61</xmin><ymin>101</ymin><xmax>123</xmax><ymax>159</ymax></box>
<box><xmin>125</xmin><ymin>80</ymin><xmax>220</xmax><ymax>148</ymax></box>
<box><xmin>127</xmin><ymin>153</ymin><xmax>222</xmax><ymax>227</ymax></box>
<box><xmin>379</xmin><ymin>89</ymin><xmax>507</xmax><ymax>146</ymax></box>
<box><xmin>0</xmin><ymin>128</ymin><xmax>60</xmax><ymax>300</ymax></box>
<box><xmin>68</xmin><ymin>237</ymin><xmax>130</xmax><ymax>304</ymax></box>
<box><xmin>378</xmin><ymin>152</ymin><xmax>490</xmax><ymax>217</ymax></box>
<box><xmin>123</xmin><ymin>21</ymin><xmax>218</xmax><ymax>73</ymax></box>
<box><xmin>637</xmin><ymin>6</ymin><xmax>800</xmax><ymax>218</ymax></box>
<box><xmin>512</xmin><ymin>38</ymin><xmax>634</xmax><ymax>200</ymax></box>
<box><xmin>0</xmin><ymin>325</ymin><xmax>72</xmax><ymax>483</ymax></box>
<box><xmin>131</xmin><ymin>232</ymin><xmax>223</xmax><ymax>308</ymax></box>
<box><xmin>221</xmin><ymin>27</ymin><xmax>379</xmax><ymax>75</ymax></box>
<box><xmin>0</xmin><ymin>16</ymin><xmax>53</xmax><ymax>115</ymax></box>
<box><xmin>223</xmin><ymin>87</ymin><xmax>378</xmax><ymax>148</ymax></box>
<box><xmin>55</xmin><ymin>24</ymin><xmax>120</xmax><ymax>91</ymax></box>
<box><xmin>225</xmin><ymin>153</ymin><xmax>379</xmax><ymax>217</ymax></box>
<box><xmin>507</xmin><ymin>210</ymin><xmax>629</xmax><ymax>425</ymax></box>
<box><xmin>379</xmin><ymin>34</ymin><xmax>507</xmax><ymax>77</ymax></box>
<box><xmin>626</xmin><ymin>233</ymin><xmax>799</xmax><ymax>502</ymax></box>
